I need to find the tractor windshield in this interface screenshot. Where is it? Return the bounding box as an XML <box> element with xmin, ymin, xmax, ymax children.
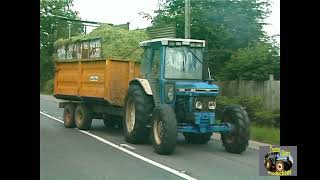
<box><xmin>164</xmin><ymin>46</ymin><xmax>203</xmax><ymax>79</ymax></box>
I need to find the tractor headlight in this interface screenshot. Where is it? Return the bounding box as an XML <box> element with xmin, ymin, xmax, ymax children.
<box><xmin>165</xmin><ymin>83</ymin><xmax>175</xmax><ymax>103</ymax></box>
<box><xmin>208</xmin><ymin>100</ymin><xmax>216</xmax><ymax>110</ymax></box>
<box><xmin>195</xmin><ymin>101</ymin><xmax>203</xmax><ymax>110</ymax></box>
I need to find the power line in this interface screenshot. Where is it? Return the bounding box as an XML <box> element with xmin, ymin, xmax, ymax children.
<box><xmin>50</xmin><ymin>14</ymin><xmax>112</xmax><ymax>25</ymax></box>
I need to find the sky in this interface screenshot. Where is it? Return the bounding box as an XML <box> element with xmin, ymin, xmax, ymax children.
<box><xmin>72</xmin><ymin>0</ymin><xmax>279</xmax><ymax>42</ymax></box>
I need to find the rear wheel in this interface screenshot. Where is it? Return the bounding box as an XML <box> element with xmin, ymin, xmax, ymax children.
<box><xmin>276</xmin><ymin>160</ymin><xmax>285</xmax><ymax>172</ymax></box>
<box><xmin>221</xmin><ymin>104</ymin><xmax>250</xmax><ymax>154</ymax></box>
<box><xmin>183</xmin><ymin>133</ymin><xmax>212</xmax><ymax>144</ymax></box>
<box><xmin>75</xmin><ymin>104</ymin><xmax>93</xmax><ymax>130</ymax></box>
<box><xmin>123</xmin><ymin>85</ymin><xmax>154</xmax><ymax>144</ymax></box>
<box><xmin>151</xmin><ymin>104</ymin><xmax>177</xmax><ymax>155</ymax></box>
<box><xmin>264</xmin><ymin>159</ymin><xmax>273</xmax><ymax>171</ymax></box>
<box><xmin>63</xmin><ymin>103</ymin><xmax>76</xmax><ymax>128</ymax></box>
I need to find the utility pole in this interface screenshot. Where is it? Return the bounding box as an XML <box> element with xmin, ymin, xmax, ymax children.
<box><xmin>185</xmin><ymin>0</ymin><xmax>191</xmax><ymax>39</ymax></box>
<box><xmin>68</xmin><ymin>22</ymin><xmax>71</xmax><ymax>38</ymax></box>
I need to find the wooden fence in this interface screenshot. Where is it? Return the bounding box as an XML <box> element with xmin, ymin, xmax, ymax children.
<box><xmin>215</xmin><ymin>75</ymin><xmax>280</xmax><ymax>110</ymax></box>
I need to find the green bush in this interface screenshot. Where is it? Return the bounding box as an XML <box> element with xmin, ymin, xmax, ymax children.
<box><xmin>216</xmin><ymin>96</ymin><xmax>240</xmax><ymax>120</ymax></box>
<box><xmin>43</xmin><ymin>79</ymin><xmax>54</xmax><ymax>94</ymax></box>
<box><xmin>239</xmin><ymin>96</ymin><xmax>263</xmax><ymax>120</ymax></box>
<box><xmin>254</xmin><ymin>110</ymin><xmax>280</xmax><ymax>128</ymax></box>
<box><xmin>216</xmin><ymin>95</ymin><xmax>280</xmax><ymax>127</ymax></box>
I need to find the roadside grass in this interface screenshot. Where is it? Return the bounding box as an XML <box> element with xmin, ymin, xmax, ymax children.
<box><xmin>250</xmin><ymin>122</ymin><xmax>280</xmax><ymax>145</ymax></box>
<box><xmin>216</xmin><ymin>119</ymin><xmax>280</xmax><ymax>145</ymax></box>
<box><xmin>40</xmin><ymin>91</ymin><xmax>53</xmax><ymax>95</ymax></box>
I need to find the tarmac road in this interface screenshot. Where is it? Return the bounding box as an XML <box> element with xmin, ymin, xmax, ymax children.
<box><xmin>40</xmin><ymin>94</ymin><xmax>279</xmax><ymax>180</ymax></box>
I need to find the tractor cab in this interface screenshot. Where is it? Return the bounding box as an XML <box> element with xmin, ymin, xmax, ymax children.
<box><xmin>139</xmin><ymin>38</ymin><xmax>227</xmax><ymax>132</ymax></box>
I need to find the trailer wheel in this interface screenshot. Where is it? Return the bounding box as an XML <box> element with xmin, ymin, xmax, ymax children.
<box><xmin>63</xmin><ymin>103</ymin><xmax>76</xmax><ymax>128</ymax></box>
<box><xmin>221</xmin><ymin>104</ymin><xmax>250</xmax><ymax>154</ymax></box>
<box><xmin>151</xmin><ymin>104</ymin><xmax>177</xmax><ymax>155</ymax></box>
<box><xmin>183</xmin><ymin>133</ymin><xmax>212</xmax><ymax>144</ymax></box>
<box><xmin>75</xmin><ymin>104</ymin><xmax>93</xmax><ymax>130</ymax></box>
<box><xmin>123</xmin><ymin>85</ymin><xmax>154</xmax><ymax>144</ymax></box>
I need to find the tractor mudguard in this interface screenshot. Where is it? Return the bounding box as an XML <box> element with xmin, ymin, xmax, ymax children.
<box><xmin>129</xmin><ymin>78</ymin><xmax>153</xmax><ymax>95</ymax></box>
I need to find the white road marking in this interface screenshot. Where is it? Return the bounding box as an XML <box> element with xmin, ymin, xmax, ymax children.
<box><xmin>40</xmin><ymin>111</ymin><xmax>63</xmax><ymax>123</ymax></box>
<box><xmin>57</xmin><ymin>117</ymin><xmax>62</xmax><ymax>119</ymax></box>
<box><xmin>40</xmin><ymin>111</ymin><xmax>197</xmax><ymax>180</ymax></box>
<box><xmin>119</xmin><ymin>143</ymin><xmax>136</xmax><ymax>150</ymax></box>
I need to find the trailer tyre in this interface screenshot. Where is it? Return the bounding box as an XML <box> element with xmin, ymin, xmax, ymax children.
<box><xmin>221</xmin><ymin>104</ymin><xmax>250</xmax><ymax>154</ymax></box>
<box><xmin>183</xmin><ymin>133</ymin><xmax>212</xmax><ymax>144</ymax></box>
<box><xmin>123</xmin><ymin>85</ymin><xmax>154</xmax><ymax>144</ymax></box>
<box><xmin>151</xmin><ymin>104</ymin><xmax>177</xmax><ymax>155</ymax></box>
<box><xmin>63</xmin><ymin>103</ymin><xmax>76</xmax><ymax>128</ymax></box>
<box><xmin>75</xmin><ymin>104</ymin><xmax>93</xmax><ymax>130</ymax></box>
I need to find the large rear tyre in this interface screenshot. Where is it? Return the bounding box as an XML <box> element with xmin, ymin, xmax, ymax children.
<box><xmin>183</xmin><ymin>133</ymin><xmax>212</xmax><ymax>144</ymax></box>
<box><xmin>275</xmin><ymin>160</ymin><xmax>285</xmax><ymax>172</ymax></box>
<box><xmin>123</xmin><ymin>85</ymin><xmax>154</xmax><ymax>144</ymax></box>
<box><xmin>264</xmin><ymin>159</ymin><xmax>273</xmax><ymax>171</ymax></box>
<box><xmin>63</xmin><ymin>103</ymin><xmax>76</xmax><ymax>128</ymax></box>
<box><xmin>151</xmin><ymin>104</ymin><xmax>177</xmax><ymax>155</ymax></box>
<box><xmin>221</xmin><ymin>104</ymin><xmax>250</xmax><ymax>154</ymax></box>
<box><xmin>75</xmin><ymin>104</ymin><xmax>93</xmax><ymax>130</ymax></box>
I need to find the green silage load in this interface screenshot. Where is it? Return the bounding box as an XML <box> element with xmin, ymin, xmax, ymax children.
<box><xmin>54</xmin><ymin>24</ymin><xmax>149</xmax><ymax>62</ymax></box>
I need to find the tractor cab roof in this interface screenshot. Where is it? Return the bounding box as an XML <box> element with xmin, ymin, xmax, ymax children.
<box><xmin>139</xmin><ymin>38</ymin><xmax>206</xmax><ymax>47</ymax></box>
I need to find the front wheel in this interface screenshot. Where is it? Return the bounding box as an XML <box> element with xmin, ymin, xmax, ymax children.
<box><xmin>151</xmin><ymin>104</ymin><xmax>177</xmax><ymax>155</ymax></box>
<box><xmin>221</xmin><ymin>104</ymin><xmax>250</xmax><ymax>154</ymax></box>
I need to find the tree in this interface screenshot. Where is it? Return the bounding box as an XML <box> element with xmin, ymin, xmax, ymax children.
<box><xmin>218</xmin><ymin>40</ymin><xmax>280</xmax><ymax>80</ymax></box>
<box><xmin>40</xmin><ymin>0</ymin><xmax>83</xmax><ymax>90</ymax></box>
<box><xmin>148</xmin><ymin>0</ymin><xmax>279</xmax><ymax>80</ymax></box>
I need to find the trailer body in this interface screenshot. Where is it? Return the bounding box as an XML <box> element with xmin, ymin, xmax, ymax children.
<box><xmin>54</xmin><ymin>59</ymin><xmax>140</xmax><ymax>107</ymax></box>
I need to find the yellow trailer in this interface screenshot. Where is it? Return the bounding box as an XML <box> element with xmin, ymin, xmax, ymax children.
<box><xmin>54</xmin><ymin>59</ymin><xmax>141</xmax><ymax>106</ymax></box>
<box><xmin>54</xmin><ymin>58</ymin><xmax>144</xmax><ymax>130</ymax></box>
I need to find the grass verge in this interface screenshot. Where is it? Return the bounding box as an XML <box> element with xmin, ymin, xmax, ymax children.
<box><xmin>250</xmin><ymin>122</ymin><xmax>280</xmax><ymax>145</ymax></box>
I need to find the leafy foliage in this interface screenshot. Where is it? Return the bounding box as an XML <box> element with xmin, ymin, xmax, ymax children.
<box><xmin>40</xmin><ymin>0</ymin><xmax>83</xmax><ymax>90</ymax></box>
<box><xmin>218</xmin><ymin>39</ymin><xmax>280</xmax><ymax>80</ymax></box>
<box><xmin>216</xmin><ymin>95</ymin><xmax>280</xmax><ymax>127</ymax></box>
<box><xmin>148</xmin><ymin>0</ymin><xmax>279</xmax><ymax>80</ymax></box>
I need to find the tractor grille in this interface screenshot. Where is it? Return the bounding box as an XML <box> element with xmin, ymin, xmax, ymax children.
<box><xmin>175</xmin><ymin>95</ymin><xmax>216</xmax><ymax>123</ymax></box>
<box><xmin>175</xmin><ymin>95</ymin><xmax>193</xmax><ymax>123</ymax></box>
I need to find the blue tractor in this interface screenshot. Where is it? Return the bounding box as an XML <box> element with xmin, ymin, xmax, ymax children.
<box><xmin>264</xmin><ymin>152</ymin><xmax>293</xmax><ymax>172</ymax></box>
<box><xmin>123</xmin><ymin>38</ymin><xmax>250</xmax><ymax>155</ymax></box>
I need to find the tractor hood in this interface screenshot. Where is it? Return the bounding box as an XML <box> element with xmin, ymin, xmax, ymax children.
<box><xmin>174</xmin><ymin>81</ymin><xmax>219</xmax><ymax>95</ymax></box>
